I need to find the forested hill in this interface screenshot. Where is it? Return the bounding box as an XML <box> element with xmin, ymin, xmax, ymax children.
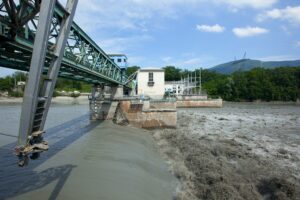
<box><xmin>210</xmin><ymin>59</ymin><xmax>300</xmax><ymax>74</ymax></box>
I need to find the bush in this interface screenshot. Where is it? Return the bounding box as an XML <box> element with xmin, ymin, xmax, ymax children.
<box><xmin>52</xmin><ymin>90</ymin><xmax>60</xmax><ymax>97</ymax></box>
<box><xmin>9</xmin><ymin>90</ymin><xmax>24</xmax><ymax>97</ymax></box>
<box><xmin>70</xmin><ymin>91</ymin><xmax>80</xmax><ymax>98</ymax></box>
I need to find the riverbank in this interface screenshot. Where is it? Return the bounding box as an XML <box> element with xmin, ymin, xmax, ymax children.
<box><xmin>0</xmin><ymin>96</ymin><xmax>89</xmax><ymax>104</ymax></box>
<box><xmin>151</xmin><ymin>103</ymin><xmax>300</xmax><ymax>199</ymax></box>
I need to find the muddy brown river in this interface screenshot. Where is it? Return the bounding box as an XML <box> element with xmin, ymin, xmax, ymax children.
<box><xmin>0</xmin><ymin>102</ymin><xmax>299</xmax><ymax>199</ymax></box>
<box><xmin>0</xmin><ymin>103</ymin><xmax>176</xmax><ymax>200</ymax></box>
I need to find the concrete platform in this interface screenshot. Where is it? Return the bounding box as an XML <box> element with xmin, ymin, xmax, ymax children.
<box><xmin>1</xmin><ymin>120</ymin><xmax>176</xmax><ymax>200</ymax></box>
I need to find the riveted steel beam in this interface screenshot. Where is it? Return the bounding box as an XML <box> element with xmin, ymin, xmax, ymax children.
<box><xmin>0</xmin><ymin>1</ymin><xmax>131</xmax><ymax>87</ymax></box>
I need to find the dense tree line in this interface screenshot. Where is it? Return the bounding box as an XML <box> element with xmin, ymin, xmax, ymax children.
<box><xmin>55</xmin><ymin>78</ymin><xmax>91</xmax><ymax>92</ymax></box>
<box><xmin>0</xmin><ymin>72</ymin><xmax>91</xmax><ymax>96</ymax></box>
<box><xmin>127</xmin><ymin>66</ymin><xmax>300</xmax><ymax>102</ymax></box>
<box><xmin>1</xmin><ymin>66</ymin><xmax>299</xmax><ymax>101</ymax></box>
<box><xmin>204</xmin><ymin>67</ymin><xmax>300</xmax><ymax>101</ymax></box>
<box><xmin>0</xmin><ymin>72</ymin><xmax>27</xmax><ymax>96</ymax></box>
<box><xmin>66</xmin><ymin>65</ymin><xmax>298</xmax><ymax>101</ymax></box>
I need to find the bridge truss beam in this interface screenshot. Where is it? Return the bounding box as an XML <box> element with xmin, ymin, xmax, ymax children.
<box><xmin>0</xmin><ymin>0</ymin><xmax>132</xmax><ymax>166</ymax></box>
<box><xmin>0</xmin><ymin>0</ymin><xmax>129</xmax><ymax>86</ymax></box>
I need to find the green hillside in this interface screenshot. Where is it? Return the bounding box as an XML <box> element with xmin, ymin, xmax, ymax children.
<box><xmin>210</xmin><ymin>59</ymin><xmax>300</xmax><ymax>74</ymax></box>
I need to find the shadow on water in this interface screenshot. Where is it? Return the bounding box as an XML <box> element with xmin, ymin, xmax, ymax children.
<box><xmin>0</xmin><ymin>114</ymin><xmax>101</xmax><ymax>199</ymax></box>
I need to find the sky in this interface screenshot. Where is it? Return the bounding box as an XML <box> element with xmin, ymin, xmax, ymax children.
<box><xmin>1</xmin><ymin>0</ymin><xmax>300</xmax><ymax>76</ymax></box>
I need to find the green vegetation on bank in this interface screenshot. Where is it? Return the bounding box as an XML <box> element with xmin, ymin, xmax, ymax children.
<box><xmin>203</xmin><ymin>67</ymin><xmax>300</xmax><ymax>101</ymax></box>
<box><xmin>55</xmin><ymin>78</ymin><xmax>91</xmax><ymax>92</ymax></box>
<box><xmin>127</xmin><ymin>66</ymin><xmax>300</xmax><ymax>102</ymax></box>
<box><xmin>1</xmin><ymin>66</ymin><xmax>299</xmax><ymax>101</ymax></box>
<box><xmin>0</xmin><ymin>72</ymin><xmax>91</xmax><ymax>97</ymax></box>
<box><xmin>0</xmin><ymin>72</ymin><xmax>27</xmax><ymax>97</ymax></box>
<box><xmin>184</xmin><ymin>66</ymin><xmax>299</xmax><ymax>101</ymax></box>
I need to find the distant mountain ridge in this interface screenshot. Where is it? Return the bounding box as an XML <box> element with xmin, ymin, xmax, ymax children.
<box><xmin>209</xmin><ymin>59</ymin><xmax>300</xmax><ymax>74</ymax></box>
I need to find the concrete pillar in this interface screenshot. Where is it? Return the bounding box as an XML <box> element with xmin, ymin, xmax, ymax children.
<box><xmin>129</xmin><ymin>88</ymin><xmax>136</xmax><ymax>96</ymax></box>
<box><xmin>111</xmin><ymin>85</ymin><xmax>124</xmax><ymax>99</ymax></box>
<box><xmin>143</xmin><ymin>100</ymin><xmax>150</xmax><ymax>110</ymax></box>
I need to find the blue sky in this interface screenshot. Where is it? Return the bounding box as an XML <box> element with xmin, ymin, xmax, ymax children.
<box><xmin>1</xmin><ymin>0</ymin><xmax>300</xmax><ymax>76</ymax></box>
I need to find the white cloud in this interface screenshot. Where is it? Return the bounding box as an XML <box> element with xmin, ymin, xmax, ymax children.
<box><xmin>183</xmin><ymin>58</ymin><xmax>203</xmax><ymax>65</ymax></box>
<box><xmin>232</xmin><ymin>26</ymin><xmax>269</xmax><ymax>37</ymax></box>
<box><xmin>68</xmin><ymin>0</ymin><xmax>208</xmax><ymax>32</ymax></box>
<box><xmin>160</xmin><ymin>54</ymin><xmax>215</xmax><ymax>68</ymax></box>
<box><xmin>127</xmin><ymin>56</ymin><xmax>145</xmax><ymax>65</ymax></box>
<box><xmin>257</xmin><ymin>6</ymin><xmax>300</xmax><ymax>25</ymax></box>
<box><xmin>98</xmin><ymin>35</ymin><xmax>153</xmax><ymax>53</ymax></box>
<box><xmin>65</xmin><ymin>0</ymin><xmax>279</xmax><ymax>33</ymax></box>
<box><xmin>196</xmin><ymin>24</ymin><xmax>225</xmax><ymax>33</ymax></box>
<box><xmin>216</xmin><ymin>0</ymin><xmax>278</xmax><ymax>9</ymax></box>
<box><xmin>162</xmin><ymin>57</ymin><xmax>172</xmax><ymax>63</ymax></box>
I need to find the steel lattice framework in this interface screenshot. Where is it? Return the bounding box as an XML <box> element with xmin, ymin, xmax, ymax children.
<box><xmin>0</xmin><ymin>0</ymin><xmax>133</xmax><ymax>167</ymax></box>
<box><xmin>0</xmin><ymin>0</ymin><xmax>128</xmax><ymax>86</ymax></box>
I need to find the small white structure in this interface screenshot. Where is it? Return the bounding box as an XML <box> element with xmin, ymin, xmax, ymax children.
<box><xmin>165</xmin><ymin>81</ymin><xmax>184</xmax><ymax>95</ymax></box>
<box><xmin>108</xmin><ymin>54</ymin><xmax>128</xmax><ymax>69</ymax></box>
<box><xmin>137</xmin><ymin>68</ymin><xmax>165</xmax><ymax>99</ymax></box>
<box><xmin>17</xmin><ymin>81</ymin><xmax>26</xmax><ymax>86</ymax></box>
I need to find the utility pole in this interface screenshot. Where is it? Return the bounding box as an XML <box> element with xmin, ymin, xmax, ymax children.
<box><xmin>199</xmin><ymin>67</ymin><xmax>202</xmax><ymax>95</ymax></box>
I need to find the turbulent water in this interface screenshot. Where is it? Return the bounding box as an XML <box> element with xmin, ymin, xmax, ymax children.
<box><xmin>152</xmin><ymin>102</ymin><xmax>300</xmax><ymax>199</ymax></box>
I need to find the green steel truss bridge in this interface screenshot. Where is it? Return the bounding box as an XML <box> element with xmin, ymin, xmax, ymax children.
<box><xmin>0</xmin><ymin>1</ymin><xmax>128</xmax><ymax>85</ymax></box>
<box><xmin>0</xmin><ymin>0</ymin><xmax>130</xmax><ymax>166</ymax></box>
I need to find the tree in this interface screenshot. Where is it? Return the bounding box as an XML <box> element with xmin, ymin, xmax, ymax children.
<box><xmin>163</xmin><ymin>66</ymin><xmax>182</xmax><ymax>81</ymax></box>
<box><xmin>126</xmin><ymin>66</ymin><xmax>140</xmax><ymax>76</ymax></box>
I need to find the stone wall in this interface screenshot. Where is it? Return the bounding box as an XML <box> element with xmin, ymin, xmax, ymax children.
<box><xmin>149</xmin><ymin>101</ymin><xmax>176</xmax><ymax>109</ymax></box>
<box><xmin>177</xmin><ymin>95</ymin><xmax>208</xmax><ymax>100</ymax></box>
<box><xmin>177</xmin><ymin>99</ymin><xmax>222</xmax><ymax>108</ymax></box>
<box><xmin>118</xmin><ymin>100</ymin><xmax>177</xmax><ymax>128</ymax></box>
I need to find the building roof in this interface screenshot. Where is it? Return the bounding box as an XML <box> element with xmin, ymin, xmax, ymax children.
<box><xmin>108</xmin><ymin>54</ymin><xmax>127</xmax><ymax>58</ymax></box>
<box><xmin>165</xmin><ymin>81</ymin><xmax>184</xmax><ymax>84</ymax></box>
<box><xmin>139</xmin><ymin>68</ymin><xmax>164</xmax><ymax>72</ymax></box>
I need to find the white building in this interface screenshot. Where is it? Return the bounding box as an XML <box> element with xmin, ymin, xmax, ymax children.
<box><xmin>137</xmin><ymin>68</ymin><xmax>165</xmax><ymax>99</ymax></box>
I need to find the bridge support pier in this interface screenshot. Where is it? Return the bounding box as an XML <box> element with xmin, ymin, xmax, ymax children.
<box><xmin>89</xmin><ymin>85</ymin><xmax>123</xmax><ymax>121</ymax></box>
<box><xmin>111</xmin><ymin>85</ymin><xmax>124</xmax><ymax>99</ymax></box>
<box><xmin>16</xmin><ymin>0</ymin><xmax>78</xmax><ymax>167</ymax></box>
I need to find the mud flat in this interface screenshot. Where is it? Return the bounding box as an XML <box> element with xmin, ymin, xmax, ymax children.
<box><xmin>151</xmin><ymin>102</ymin><xmax>300</xmax><ymax>200</ymax></box>
<box><xmin>1</xmin><ymin>121</ymin><xmax>176</xmax><ymax>200</ymax></box>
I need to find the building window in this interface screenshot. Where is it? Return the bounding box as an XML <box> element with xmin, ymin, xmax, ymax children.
<box><xmin>148</xmin><ymin>72</ymin><xmax>153</xmax><ymax>82</ymax></box>
<box><xmin>148</xmin><ymin>72</ymin><xmax>154</xmax><ymax>86</ymax></box>
<box><xmin>111</xmin><ymin>59</ymin><xmax>114</xmax><ymax>62</ymax></box>
<box><xmin>117</xmin><ymin>58</ymin><xmax>122</xmax><ymax>62</ymax></box>
<box><xmin>124</xmin><ymin>59</ymin><xmax>127</xmax><ymax>62</ymax></box>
